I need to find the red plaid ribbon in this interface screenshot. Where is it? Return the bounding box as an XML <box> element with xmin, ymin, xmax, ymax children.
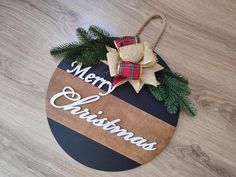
<box><xmin>119</xmin><ymin>62</ymin><xmax>141</xmax><ymax>80</ymax></box>
<box><xmin>114</xmin><ymin>36</ymin><xmax>137</xmax><ymax>48</ymax></box>
<box><xmin>112</xmin><ymin>76</ymin><xmax>126</xmax><ymax>86</ymax></box>
<box><xmin>112</xmin><ymin>36</ymin><xmax>141</xmax><ymax>86</ymax></box>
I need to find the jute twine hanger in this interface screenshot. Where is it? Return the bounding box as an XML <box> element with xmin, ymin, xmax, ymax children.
<box><xmin>135</xmin><ymin>13</ymin><xmax>167</xmax><ymax>50</ymax></box>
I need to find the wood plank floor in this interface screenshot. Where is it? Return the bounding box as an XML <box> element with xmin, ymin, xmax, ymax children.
<box><xmin>0</xmin><ymin>0</ymin><xmax>236</xmax><ymax>176</ymax></box>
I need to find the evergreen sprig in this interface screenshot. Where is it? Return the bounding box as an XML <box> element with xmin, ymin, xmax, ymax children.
<box><xmin>50</xmin><ymin>26</ymin><xmax>116</xmax><ymax>66</ymax></box>
<box><xmin>50</xmin><ymin>26</ymin><xmax>196</xmax><ymax>116</ymax></box>
<box><xmin>148</xmin><ymin>70</ymin><xmax>197</xmax><ymax>116</ymax></box>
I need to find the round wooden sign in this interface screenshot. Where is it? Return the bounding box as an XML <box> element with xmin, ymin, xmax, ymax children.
<box><xmin>46</xmin><ymin>54</ymin><xmax>179</xmax><ymax>171</ymax></box>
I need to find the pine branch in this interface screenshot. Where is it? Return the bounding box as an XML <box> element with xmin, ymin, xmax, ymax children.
<box><xmin>159</xmin><ymin>72</ymin><xmax>180</xmax><ymax>114</ymax></box>
<box><xmin>50</xmin><ymin>26</ymin><xmax>115</xmax><ymax>66</ymax></box>
<box><xmin>63</xmin><ymin>49</ymin><xmax>83</xmax><ymax>61</ymax></box>
<box><xmin>167</xmin><ymin>77</ymin><xmax>190</xmax><ymax>96</ymax></box>
<box><xmin>88</xmin><ymin>25</ymin><xmax>116</xmax><ymax>47</ymax></box>
<box><xmin>148</xmin><ymin>69</ymin><xmax>196</xmax><ymax>116</ymax></box>
<box><xmin>165</xmin><ymin>93</ymin><xmax>179</xmax><ymax>114</ymax></box>
<box><xmin>76</xmin><ymin>45</ymin><xmax>107</xmax><ymax>66</ymax></box>
<box><xmin>50</xmin><ymin>42</ymin><xmax>81</xmax><ymax>57</ymax></box>
<box><xmin>149</xmin><ymin>85</ymin><xmax>166</xmax><ymax>101</ymax></box>
<box><xmin>161</xmin><ymin>69</ymin><xmax>189</xmax><ymax>84</ymax></box>
<box><xmin>179</xmin><ymin>97</ymin><xmax>197</xmax><ymax>116</ymax></box>
<box><xmin>88</xmin><ymin>25</ymin><xmax>111</xmax><ymax>39</ymax></box>
<box><xmin>76</xmin><ymin>27</ymin><xmax>92</xmax><ymax>43</ymax></box>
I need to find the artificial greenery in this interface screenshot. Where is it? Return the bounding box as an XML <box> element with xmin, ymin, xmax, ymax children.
<box><xmin>50</xmin><ymin>26</ymin><xmax>117</xmax><ymax>66</ymax></box>
<box><xmin>148</xmin><ymin>70</ymin><xmax>196</xmax><ymax>116</ymax></box>
<box><xmin>50</xmin><ymin>26</ymin><xmax>196</xmax><ymax>116</ymax></box>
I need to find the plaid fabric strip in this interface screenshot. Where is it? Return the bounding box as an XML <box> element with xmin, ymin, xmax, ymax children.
<box><xmin>118</xmin><ymin>62</ymin><xmax>141</xmax><ymax>80</ymax></box>
<box><xmin>114</xmin><ymin>36</ymin><xmax>137</xmax><ymax>48</ymax></box>
<box><xmin>112</xmin><ymin>76</ymin><xmax>126</xmax><ymax>86</ymax></box>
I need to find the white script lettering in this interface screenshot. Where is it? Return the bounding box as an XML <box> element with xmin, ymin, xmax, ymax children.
<box><xmin>66</xmin><ymin>62</ymin><xmax>114</xmax><ymax>96</ymax></box>
<box><xmin>50</xmin><ymin>86</ymin><xmax>157</xmax><ymax>151</ymax></box>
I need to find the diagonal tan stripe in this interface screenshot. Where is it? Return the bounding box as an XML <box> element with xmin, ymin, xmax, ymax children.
<box><xmin>46</xmin><ymin>68</ymin><xmax>175</xmax><ymax>164</ymax></box>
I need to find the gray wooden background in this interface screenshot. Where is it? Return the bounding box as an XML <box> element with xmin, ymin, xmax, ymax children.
<box><xmin>0</xmin><ymin>0</ymin><xmax>236</xmax><ymax>176</ymax></box>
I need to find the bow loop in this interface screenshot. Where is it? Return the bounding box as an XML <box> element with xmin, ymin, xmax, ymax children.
<box><xmin>114</xmin><ymin>36</ymin><xmax>137</xmax><ymax>48</ymax></box>
<box><xmin>119</xmin><ymin>43</ymin><xmax>144</xmax><ymax>63</ymax></box>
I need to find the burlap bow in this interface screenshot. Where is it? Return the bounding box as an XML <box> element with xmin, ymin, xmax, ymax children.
<box><xmin>102</xmin><ymin>36</ymin><xmax>163</xmax><ymax>93</ymax></box>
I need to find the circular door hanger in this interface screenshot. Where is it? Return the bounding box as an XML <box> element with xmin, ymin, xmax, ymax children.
<box><xmin>46</xmin><ymin>54</ymin><xmax>179</xmax><ymax>171</ymax></box>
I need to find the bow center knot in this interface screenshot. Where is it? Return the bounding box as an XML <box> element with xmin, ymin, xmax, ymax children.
<box><xmin>118</xmin><ymin>61</ymin><xmax>141</xmax><ymax>80</ymax></box>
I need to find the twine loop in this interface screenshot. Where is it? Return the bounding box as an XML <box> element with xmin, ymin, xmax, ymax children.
<box><xmin>135</xmin><ymin>13</ymin><xmax>167</xmax><ymax>50</ymax></box>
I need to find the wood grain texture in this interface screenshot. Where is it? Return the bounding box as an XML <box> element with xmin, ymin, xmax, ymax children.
<box><xmin>0</xmin><ymin>0</ymin><xmax>235</xmax><ymax>176</ymax></box>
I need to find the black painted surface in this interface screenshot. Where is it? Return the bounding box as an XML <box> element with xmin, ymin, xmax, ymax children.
<box><xmin>48</xmin><ymin>118</ymin><xmax>140</xmax><ymax>171</ymax></box>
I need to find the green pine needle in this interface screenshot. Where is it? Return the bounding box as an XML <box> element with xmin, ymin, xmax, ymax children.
<box><xmin>76</xmin><ymin>45</ymin><xmax>107</xmax><ymax>66</ymax></box>
<box><xmin>179</xmin><ymin>97</ymin><xmax>197</xmax><ymax>116</ymax></box>
<box><xmin>88</xmin><ymin>25</ymin><xmax>111</xmax><ymax>39</ymax></box>
<box><xmin>76</xmin><ymin>27</ymin><xmax>92</xmax><ymax>43</ymax></box>
<box><xmin>50</xmin><ymin>26</ymin><xmax>115</xmax><ymax>67</ymax></box>
<box><xmin>88</xmin><ymin>25</ymin><xmax>116</xmax><ymax>47</ymax></box>
<box><xmin>148</xmin><ymin>69</ymin><xmax>196</xmax><ymax>116</ymax></box>
<box><xmin>165</xmin><ymin>97</ymin><xmax>179</xmax><ymax>114</ymax></box>
<box><xmin>161</xmin><ymin>69</ymin><xmax>189</xmax><ymax>84</ymax></box>
<box><xmin>149</xmin><ymin>85</ymin><xmax>166</xmax><ymax>101</ymax></box>
<box><xmin>50</xmin><ymin>42</ymin><xmax>82</xmax><ymax>57</ymax></box>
